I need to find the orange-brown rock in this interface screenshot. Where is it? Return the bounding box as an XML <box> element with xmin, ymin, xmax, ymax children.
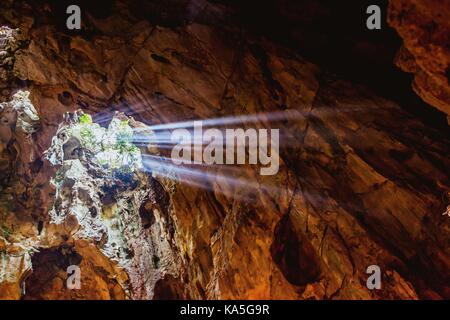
<box><xmin>23</xmin><ymin>241</ymin><xmax>128</xmax><ymax>300</ymax></box>
<box><xmin>388</xmin><ymin>0</ymin><xmax>450</xmax><ymax>121</ymax></box>
<box><xmin>0</xmin><ymin>0</ymin><xmax>448</xmax><ymax>300</ymax></box>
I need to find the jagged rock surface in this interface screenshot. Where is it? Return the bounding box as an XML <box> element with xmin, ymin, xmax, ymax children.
<box><xmin>0</xmin><ymin>0</ymin><xmax>449</xmax><ymax>300</ymax></box>
<box><xmin>388</xmin><ymin>0</ymin><xmax>450</xmax><ymax>121</ymax></box>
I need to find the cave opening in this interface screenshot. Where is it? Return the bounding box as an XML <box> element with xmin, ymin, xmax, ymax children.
<box><xmin>62</xmin><ymin>112</ymin><xmax>142</xmax><ymax>172</ymax></box>
<box><xmin>47</xmin><ymin>110</ymin><xmax>144</xmax><ymax>202</ymax></box>
<box><xmin>0</xmin><ymin>0</ymin><xmax>448</xmax><ymax>302</ymax></box>
<box><xmin>44</xmin><ymin>110</ymin><xmax>154</xmax><ymax>267</ymax></box>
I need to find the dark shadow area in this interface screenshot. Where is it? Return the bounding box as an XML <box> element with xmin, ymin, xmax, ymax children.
<box><xmin>22</xmin><ymin>245</ymin><xmax>82</xmax><ymax>300</ymax></box>
<box><xmin>271</xmin><ymin>214</ymin><xmax>322</xmax><ymax>286</ymax></box>
<box><xmin>153</xmin><ymin>274</ymin><xmax>189</xmax><ymax>300</ymax></box>
<box><xmin>223</xmin><ymin>0</ymin><xmax>449</xmax><ymax>132</ymax></box>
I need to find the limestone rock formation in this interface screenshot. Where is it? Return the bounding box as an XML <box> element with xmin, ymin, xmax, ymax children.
<box><xmin>388</xmin><ymin>0</ymin><xmax>450</xmax><ymax>121</ymax></box>
<box><xmin>0</xmin><ymin>0</ymin><xmax>449</xmax><ymax>300</ymax></box>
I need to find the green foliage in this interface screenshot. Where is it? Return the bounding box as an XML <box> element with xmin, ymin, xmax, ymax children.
<box><xmin>114</xmin><ymin>121</ymin><xmax>134</xmax><ymax>152</ymax></box>
<box><xmin>115</xmin><ymin>135</ymin><xmax>138</xmax><ymax>154</ymax></box>
<box><xmin>80</xmin><ymin>126</ymin><xmax>96</xmax><ymax>147</ymax></box>
<box><xmin>66</xmin><ymin>115</ymin><xmax>142</xmax><ymax>178</ymax></box>
<box><xmin>1</xmin><ymin>225</ymin><xmax>12</xmax><ymax>238</ymax></box>
<box><xmin>115</xmin><ymin>133</ymin><xmax>129</xmax><ymax>153</ymax></box>
<box><xmin>79</xmin><ymin>113</ymin><xmax>93</xmax><ymax>124</ymax></box>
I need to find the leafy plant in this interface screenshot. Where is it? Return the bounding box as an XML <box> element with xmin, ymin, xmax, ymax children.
<box><xmin>1</xmin><ymin>225</ymin><xmax>12</xmax><ymax>238</ymax></box>
<box><xmin>80</xmin><ymin>126</ymin><xmax>97</xmax><ymax>148</ymax></box>
<box><xmin>79</xmin><ymin>113</ymin><xmax>93</xmax><ymax>124</ymax></box>
<box><xmin>65</xmin><ymin>115</ymin><xmax>142</xmax><ymax>176</ymax></box>
<box><xmin>115</xmin><ymin>134</ymin><xmax>130</xmax><ymax>153</ymax></box>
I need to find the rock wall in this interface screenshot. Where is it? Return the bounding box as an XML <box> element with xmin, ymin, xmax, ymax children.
<box><xmin>0</xmin><ymin>0</ymin><xmax>449</xmax><ymax>300</ymax></box>
<box><xmin>388</xmin><ymin>0</ymin><xmax>450</xmax><ymax>121</ymax></box>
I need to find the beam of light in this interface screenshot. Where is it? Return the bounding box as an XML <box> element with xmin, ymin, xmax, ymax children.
<box><xmin>92</xmin><ymin>110</ymin><xmax>115</xmax><ymax>126</ymax></box>
<box><xmin>124</xmin><ymin>107</ymin><xmax>367</xmax><ymax>157</ymax></box>
<box><xmin>87</xmin><ymin>106</ymin><xmax>369</xmax><ymax>201</ymax></box>
<box><xmin>89</xmin><ymin>107</ymin><xmax>295</xmax><ymax>132</ymax></box>
<box><xmin>135</xmin><ymin>110</ymin><xmax>299</xmax><ymax>132</ymax></box>
<box><xmin>140</xmin><ymin>155</ymin><xmax>329</xmax><ymax>207</ymax></box>
<box><xmin>131</xmin><ymin>130</ymin><xmax>303</xmax><ymax>148</ymax></box>
<box><xmin>130</xmin><ymin>105</ymin><xmax>367</xmax><ymax>133</ymax></box>
<box><xmin>90</xmin><ymin>99</ymin><xmax>368</xmax><ymax>133</ymax></box>
<box><xmin>140</xmin><ymin>154</ymin><xmax>290</xmax><ymax>200</ymax></box>
<box><xmin>132</xmin><ymin>131</ymin><xmax>174</xmax><ymax>145</ymax></box>
<box><xmin>126</xmin><ymin>109</ymin><xmax>306</xmax><ymax>147</ymax></box>
<box><xmin>91</xmin><ymin>100</ymin><xmax>153</xmax><ymax>125</ymax></box>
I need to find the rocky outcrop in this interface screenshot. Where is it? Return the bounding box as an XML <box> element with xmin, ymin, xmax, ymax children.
<box><xmin>0</xmin><ymin>0</ymin><xmax>449</xmax><ymax>300</ymax></box>
<box><xmin>388</xmin><ymin>0</ymin><xmax>450</xmax><ymax>121</ymax></box>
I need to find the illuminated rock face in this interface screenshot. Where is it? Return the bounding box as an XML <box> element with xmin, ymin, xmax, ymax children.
<box><xmin>0</xmin><ymin>1</ymin><xmax>449</xmax><ymax>300</ymax></box>
<box><xmin>388</xmin><ymin>0</ymin><xmax>450</xmax><ymax>122</ymax></box>
<box><xmin>43</xmin><ymin>111</ymin><xmax>178</xmax><ymax>299</ymax></box>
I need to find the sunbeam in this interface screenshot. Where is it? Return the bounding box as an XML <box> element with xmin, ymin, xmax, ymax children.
<box><xmin>85</xmin><ymin>107</ymin><xmax>368</xmax><ymax>196</ymax></box>
<box><xmin>141</xmin><ymin>154</ymin><xmax>288</xmax><ymax>199</ymax></box>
